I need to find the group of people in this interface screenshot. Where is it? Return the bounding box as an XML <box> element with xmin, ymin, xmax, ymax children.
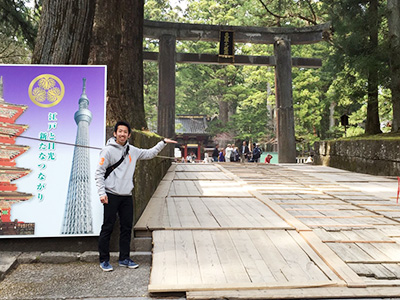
<box><xmin>211</xmin><ymin>141</ymin><xmax>267</xmax><ymax>163</ymax></box>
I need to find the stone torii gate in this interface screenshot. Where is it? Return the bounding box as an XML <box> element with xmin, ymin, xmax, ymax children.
<box><xmin>144</xmin><ymin>20</ymin><xmax>330</xmax><ymax>163</ymax></box>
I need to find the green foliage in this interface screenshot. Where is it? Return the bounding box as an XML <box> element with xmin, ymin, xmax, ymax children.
<box><xmin>0</xmin><ymin>0</ymin><xmax>40</xmax><ymax>63</ymax></box>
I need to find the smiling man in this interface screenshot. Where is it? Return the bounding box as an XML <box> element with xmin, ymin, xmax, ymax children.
<box><xmin>95</xmin><ymin>121</ymin><xmax>176</xmax><ymax>272</ymax></box>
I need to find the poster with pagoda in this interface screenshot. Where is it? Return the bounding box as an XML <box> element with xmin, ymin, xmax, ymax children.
<box><xmin>0</xmin><ymin>65</ymin><xmax>106</xmax><ymax>238</ymax></box>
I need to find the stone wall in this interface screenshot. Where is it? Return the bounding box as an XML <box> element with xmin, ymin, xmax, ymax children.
<box><xmin>314</xmin><ymin>139</ymin><xmax>400</xmax><ymax>176</ymax></box>
<box><xmin>0</xmin><ymin>129</ymin><xmax>172</xmax><ymax>252</ymax></box>
<box><xmin>130</xmin><ymin>130</ymin><xmax>172</xmax><ymax>223</ymax></box>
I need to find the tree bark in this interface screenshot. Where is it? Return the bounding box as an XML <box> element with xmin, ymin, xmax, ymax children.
<box><xmin>32</xmin><ymin>0</ymin><xmax>96</xmax><ymax>64</ymax></box>
<box><xmin>120</xmin><ymin>0</ymin><xmax>147</xmax><ymax>130</ymax></box>
<box><xmin>88</xmin><ymin>0</ymin><xmax>121</xmax><ymax>127</ymax></box>
<box><xmin>365</xmin><ymin>0</ymin><xmax>382</xmax><ymax>135</ymax></box>
<box><xmin>388</xmin><ymin>0</ymin><xmax>400</xmax><ymax>132</ymax></box>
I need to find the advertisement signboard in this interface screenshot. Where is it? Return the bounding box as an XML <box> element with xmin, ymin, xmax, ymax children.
<box><xmin>0</xmin><ymin>65</ymin><xmax>106</xmax><ymax>238</ymax></box>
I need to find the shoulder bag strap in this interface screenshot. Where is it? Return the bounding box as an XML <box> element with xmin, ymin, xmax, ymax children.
<box><xmin>104</xmin><ymin>146</ymin><xmax>129</xmax><ymax>179</ymax></box>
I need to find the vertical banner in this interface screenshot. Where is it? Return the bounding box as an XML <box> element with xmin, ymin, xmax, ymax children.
<box><xmin>218</xmin><ymin>30</ymin><xmax>234</xmax><ymax>64</ymax></box>
<box><xmin>0</xmin><ymin>65</ymin><xmax>106</xmax><ymax>238</ymax></box>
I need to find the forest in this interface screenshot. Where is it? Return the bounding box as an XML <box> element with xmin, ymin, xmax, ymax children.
<box><xmin>1</xmin><ymin>0</ymin><xmax>400</xmax><ymax>153</ymax></box>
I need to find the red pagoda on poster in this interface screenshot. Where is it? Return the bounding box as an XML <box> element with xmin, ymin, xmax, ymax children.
<box><xmin>0</xmin><ymin>76</ymin><xmax>34</xmax><ymax>235</ymax></box>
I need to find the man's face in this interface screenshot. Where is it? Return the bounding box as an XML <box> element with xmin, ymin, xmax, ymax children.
<box><xmin>113</xmin><ymin>125</ymin><xmax>131</xmax><ymax>146</ymax></box>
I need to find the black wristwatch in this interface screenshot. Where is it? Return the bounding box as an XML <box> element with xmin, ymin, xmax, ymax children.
<box><xmin>163</xmin><ymin>139</ymin><xmax>167</xmax><ymax>144</ymax></box>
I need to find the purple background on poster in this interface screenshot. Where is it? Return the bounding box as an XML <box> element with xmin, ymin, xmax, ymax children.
<box><xmin>0</xmin><ymin>65</ymin><xmax>105</xmax><ymax>146</ymax></box>
<box><xmin>0</xmin><ymin>65</ymin><xmax>106</xmax><ymax>237</ymax></box>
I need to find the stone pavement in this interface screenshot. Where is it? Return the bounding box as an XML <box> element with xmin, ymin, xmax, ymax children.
<box><xmin>0</xmin><ymin>251</ymin><xmax>185</xmax><ymax>300</ymax></box>
<box><xmin>1</xmin><ymin>164</ymin><xmax>400</xmax><ymax>300</ymax></box>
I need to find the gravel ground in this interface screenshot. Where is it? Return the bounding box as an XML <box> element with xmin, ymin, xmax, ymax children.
<box><xmin>0</xmin><ymin>260</ymin><xmax>183</xmax><ymax>300</ymax></box>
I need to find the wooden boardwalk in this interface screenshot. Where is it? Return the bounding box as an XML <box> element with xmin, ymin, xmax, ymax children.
<box><xmin>134</xmin><ymin>163</ymin><xmax>400</xmax><ymax>299</ymax></box>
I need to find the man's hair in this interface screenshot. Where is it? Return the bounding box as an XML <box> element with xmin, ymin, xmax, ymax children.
<box><xmin>114</xmin><ymin>121</ymin><xmax>131</xmax><ymax>133</ymax></box>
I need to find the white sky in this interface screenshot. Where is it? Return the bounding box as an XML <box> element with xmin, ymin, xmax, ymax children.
<box><xmin>170</xmin><ymin>0</ymin><xmax>188</xmax><ymax>10</ymax></box>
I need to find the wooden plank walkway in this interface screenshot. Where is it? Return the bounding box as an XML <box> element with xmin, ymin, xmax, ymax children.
<box><xmin>134</xmin><ymin>163</ymin><xmax>400</xmax><ymax>299</ymax></box>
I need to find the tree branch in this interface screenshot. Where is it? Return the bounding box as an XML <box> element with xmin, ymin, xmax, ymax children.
<box><xmin>257</xmin><ymin>0</ymin><xmax>287</xmax><ymax>20</ymax></box>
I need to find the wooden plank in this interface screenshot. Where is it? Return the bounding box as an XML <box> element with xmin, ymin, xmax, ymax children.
<box><xmin>200</xmin><ymin>197</ymin><xmax>234</xmax><ymax>227</ymax></box>
<box><xmin>348</xmin><ymin>262</ymin><xmax>375</xmax><ymax>277</ymax></box>
<box><xmin>349</xmin><ymin>263</ymin><xmax>397</xmax><ymax>279</ymax></box>
<box><xmin>188</xmin><ymin>180</ymin><xmax>202</xmax><ymax>196</ymax></box>
<box><xmin>187</xmin><ymin>286</ymin><xmax>400</xmax><ymax>300</ymax></box>
<box><xmin>150</xmin><ymin>230</ymin><xmax>177</xmax><ymax>286</ymax></box>
<box><xmin>369</xmin><ymin>241</ymin><xmax>400</xmax><ymax>261</ymax></box>
<box><xmin>173</xmin><ymin>181</ymin><xmax>190</xmax><ymax>196</ymax></box>
<box><xmin>211</xmin><ymin>230</ymin><xmax>252</xmax><ymax>284</ymax></box>
<box><xmin>147</xmin><ymin>197</ymin><xmax>169</xmax><ymax>229</ymax></box>
<box><xmin>229</xmin><ymin>230</ymin><xmax>277</xmax><ymax>284</ymax></box>
<box><xmin>250</xmin><ymin>191</ymin><xmax>309</xmax><ymax>231</ymax></box>
<box><xmin>265</xmin><ymin>230</ymin><xmax>328</xmax><ymax>281</ymax></box>
<box><xmin>295</xmin><ymin>215</ymin><xmax>384</xmax><ymax>219</ymax></box>
<box><xmin>192</xmin><ymin>230</ymin><xmax>226</xmax><ymax>285</ymax></box>
<box><xmin>150</xmin><ymin>281</ymin><xmax>339</xmax><ymax>294</ymax></box>
<box><xmin>299</xmin><ymin>231</ymin><xmax>366</xmax><ymax>287</ymax></box>
<box><xmin>231</xmin><ymin>197</ymin><xmax>289</xmax><ymax>228</ymax></box>
<box><xmin>187</xmin><ymin>197</ymin><xmax>220</xmax><ymax>228</ymax></box>
<box><xmin>247</xmin><ymin>230</ymin><xmax>293</xmax><ymax>282</ymax></box>
<box><xmin>166</xmin><ymin>197</ymin><xmax>181</xmax><ymax>228</ymax></box>
<box><xmin>173</xmin><ymin>197</ymin><xmax>201</xmax><ymax>228</ymax></box>
<box><xmin>287</xmin><ymin>230</ymin><xmax>342</xmax><ymax>282</ymax></box>
<box><xmin>228</xmin><ymin>197</ymin><xmax>268</xmax><ymax>227</ymax></box>
<box><xmin>152</xmin><ymin>179</ymin><xmax>172</xmax><ymax>198</ymax></box>
<box><xmin>326</xmin><ymin>242</ymin><xmax>374</xmax><ymax>262</ymax></box>
<box><xmin>382</xmin><ymin>263</ymin><xmax>400</xmax><ymax>277</ymax></box>
<box><xmin>215</xmin><ymin>197</ymin><xmax>254</xmax><ymax>227</ymax></box>
<box><xmin>135</xmin><ymin>197</ymin><xmax>165</xmax><ymax>230</ymax></box>
<box><xmin>174</xmin><ymin>230</ymin><xmax>202</xmax><ymax>284</ymax></box>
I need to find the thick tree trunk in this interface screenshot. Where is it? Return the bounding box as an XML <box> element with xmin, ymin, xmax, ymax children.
<box><xmin>365</xmin><ymin>0</ymin><xmax>382</xmax><ymax>135</ymax></box>
<box><xmin>120</xmin><ymin>0</ymin><xmax>147</xmax><ymax>130</ymax></box>
<box><xmin>388</xmin><ymin>0</ymin><xmax>400</xmax><ymax>132</ymax></box>
<box><xmin>88</xmin><ymin>0</ymin><xmax>121</xmax><ymax>127</ymax></box>
<box><xmin>32</xmin><ymin>0</ymin><xmax>96</xmax><ymax>64</ymax></box>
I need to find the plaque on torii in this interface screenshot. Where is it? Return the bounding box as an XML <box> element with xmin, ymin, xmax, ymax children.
<box><xmin>144</xmin><ymin>20</ymin><xmax>330</xmax><ymax>163</ymax></box>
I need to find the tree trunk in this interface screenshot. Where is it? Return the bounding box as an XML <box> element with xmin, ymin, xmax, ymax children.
<box><xmin>120</xmin><ymin>0</ymin><xmax>147</xmax><ymax>130</ymax></box>
<box><xmin>388</xmin><ymin>0</ymin><xmax>400</xmax><ymax>132</ymax></box>
<box><xmin>365</xmin><ymin>0</ymin><xmax>382</xmax><ymax>135</ymax></box>
<box><xmin>88</xmin><ymin>0</ymin><xmax>122</xmax><ymax>127</ymax></box>
<box><xmin>32</xmin><ymin>0</ymin><xmax>96</xmax><ymax>64</ymax></box>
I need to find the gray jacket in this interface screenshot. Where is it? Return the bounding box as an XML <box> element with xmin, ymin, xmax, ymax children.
<box><xmin>95</xmin><ymin>137</ymin><xmax>166</xmax><ymax>197</ymax></box>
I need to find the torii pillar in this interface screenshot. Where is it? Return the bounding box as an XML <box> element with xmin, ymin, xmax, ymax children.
<box><xmin>274</xmin><ymin>37</ymin><xmax>296</xmax><ymax>163</ymax></box>
<box><xmin>157</xmin><ymin>34</ymin><xmax>176</xmax><ymax>139</ymax></box>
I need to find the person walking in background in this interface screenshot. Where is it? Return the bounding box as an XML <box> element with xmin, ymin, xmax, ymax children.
<box><xmin>212</xmin><ymin>145</ymin><xmax>219</xmax><ymax>162</ymax></box>
<box><xmin>239</xmin><ymin>141</ymin><xmax>250</xmax><ymax>163</ymax></box>
<box><xmin>95</xmin><ymin>121</ymin><xmax>177</xmax><ymax>272</ymax></box>
<box><xmin>218</xmin><ymin>148</ymin><xmax>225</xmax><ymax>162</ymax></box>
<box><xmin>252</xmin><ymin>143</ymin><xmax>262</xmax><ymax>163</ymax></box>
<box><xmin>225</xmin><ymin>144</ymin><xmax>233</xmax><ymax>162</ymax></box>
<box><xmin>232</xmin><ymin>147</ymin><xmax>240</xmax><ymax>162</ymax></box>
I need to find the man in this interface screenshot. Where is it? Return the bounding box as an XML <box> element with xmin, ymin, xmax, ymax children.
<box><xmin>239</xmin><ymin>141</ymin><xmax>250</xmax><ymax>163</ymax></box>
<box><xmin>252</xmin><ymin>143</ymin><xmax>262</xmax><ymax>163</ymax></box>
<box><xmin>212</xmin><ymin>145</ymin><xmax>219</xmax><ymax>162</ymax></box>
<box><xmin>95</xmin><ymin>121</ymin><xmax>176</xmax><ymax>272</ymax></box>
